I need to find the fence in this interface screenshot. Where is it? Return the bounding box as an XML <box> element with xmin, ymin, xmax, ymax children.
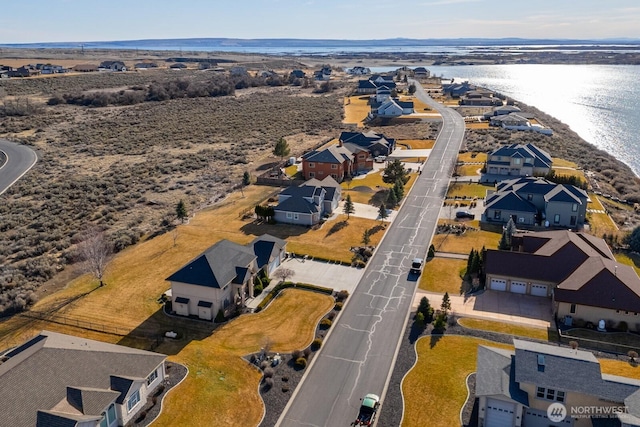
<box><xmin>558</xmin><ymin>328</ymin><xmax>639</xmax><ymax>356</ymax></box>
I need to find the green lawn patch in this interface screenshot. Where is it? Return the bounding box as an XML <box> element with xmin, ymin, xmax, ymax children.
<box><xmin>446</xmin><ymin>182</ymin><xmax>493</xmax><ymax>199</ymax></box>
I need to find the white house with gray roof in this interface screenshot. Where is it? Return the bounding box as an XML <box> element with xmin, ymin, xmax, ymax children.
<box><xmin>273</xmin><ymin>177</ymin><xmax>342</xmax><ymax>226</ymax></box>
<box><xmin>482</xmin><ymin>177</ymin><xmax>588</xmax><ymax>228</ymax></box>
<box><xmin>476</xmin><ymin>339</ymin><xmax>640</xmax><ymax>427</ymax></box>
<box><xmin>0</xmin><ymin>331</ymin><xmax>166</xmax><ymax>427</ymax></box>
<box><xmin>168</xmin><ymin>234</ymin><xmax>287</xmax><ymax>320</ymax></box>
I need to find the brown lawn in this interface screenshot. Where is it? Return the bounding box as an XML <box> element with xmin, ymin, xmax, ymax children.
<box><xmin>343</xmin><ymin>95</ymin><xmax>370</xmax><ymax>127</ymax></box>
<box><xmin>419</xmin><ymin>258</ymin><xmax>467</xmax><ymax>294</ymax></box>
<box><xmin>432</xmin><ymin>226</ymin><xmax>500</xmax><ymax>253</ymax></box>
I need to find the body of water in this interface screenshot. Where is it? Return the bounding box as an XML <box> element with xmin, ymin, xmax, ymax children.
<box><xmin>414</xmin><ymin>65</ymin><xmax>640</xmax><ymax>176</ymax></box>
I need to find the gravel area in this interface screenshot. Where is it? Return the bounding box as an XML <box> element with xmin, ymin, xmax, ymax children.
<box><xmin>127</xmin><ymin>361</ymin><xmax>188</xmax><ymax>427</ymax></box>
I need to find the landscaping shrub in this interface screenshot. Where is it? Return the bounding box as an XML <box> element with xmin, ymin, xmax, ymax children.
<box><xmin>433</xmin><ymin>313</ymin><xmax>447</xmax><ymax>331</ymax></box>
<box><xmin>263</xmin><ymin>367</ymin><xmax>274</xmax><ymax>378</ymax></box>
<box><xmin>311</xmin><ymin>338</ymin><xmax>323</xmax><ymax>350</ymax></box>
<box><xmin>320</xmin><ymin>318</ymin><xmax>332</xmax><ymax>329</ymax></box>
<box><xmin>336</xmin><ymin>289</ymin><xmax>349</xmax><ymax>302</ymax></box>
<box><xmin>414</xmin><ymin>312</ymin><xmax>425</xmax><ymax>329</ymax></box>
<box><xmin>326</xmin><ymin>311</ymin><xmax>336</xmax><ymax>321</ymax></box>
<box><xmin>263</xmin><ymin>377</ymin><xmax>274</xmax><ymax>389</ymax></box>
<box><xmin>214</xmin><ymin>309</ymin><xmax>225</xmax><ymax>323</ymax></box>
<box><xmin>303</xmin><ymin>347</ymin><xmax>312</xmax><ymax>358</ymax></box>
<box><xmin>291</xmin><ymin>349</ymin><xmax>304</xmax><ymax>360</ymax></box>
<box><xmin>334</xmin><ymin>302</ymin><xmax>343</xmax><ymax>311</ymax></box>
<box><xmin>295</xmin><ymin>357</ymin><xmax>307</xmax><ymax>368</ymax></box>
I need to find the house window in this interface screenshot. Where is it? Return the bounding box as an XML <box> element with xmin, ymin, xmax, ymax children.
<box><xmin>537</xmin><ymin>387</ymin><xmax>564</xmax><ymax>402</ymax></box>
<box><xmin>331</xmin><ymin>174</ymin><xmax>338</xmax><ymax>180</ymax></box>
<box><xmin>572</xmin><ymin>203</ymin><xmax>578</xmax><ymax>212</ymax></box>
<box><xmin>570</xmin><ymin>216</ymin><xmax>577</xmax><ymax>226</ymax></box>
<box><xmin>147</xmin><ymin>369</ymin><xmax>158</xmax><ymax>386</ymax></box>
<box><xmin>554</xmin><ymin>214</ymin><xmax>560</xmax><ymax>224</ymax></box>
<box><xmin>293</xmin><ymin>213</ymin><xmax>299</xmax><ymax>220</ymax></box>
<box><xmin>331</xmin><ymin>164</ymin><xmax>337</xmax><ymax>169</ymax></box>
<box><xmin>308</xmin><ymin>162</ymin><xmax>315</xmax><ymax>168</ymax></box>
<box><xmin>100</xmin><ymin>403</ymin><xmax>117</xmax><ymax>427</ymax></box>
<box><xmin>127</xmin><ymin>390</ymin><xmax>141</xmax><ymax>413</ymax></box>
<box><xmin>493</xmin><ymin>210</ymin><xmax>502</xmax><ymax>220</ymax></box>
<box><xmin>514</xmin><ymin>158</ymin><xmax>521</xmax><ymax>165</ymax></box>
<box><xmin>309</xmin><ymin>172</ymin><xmax>315</xmax><ymax>177</ymax></box>
<box><xmin>286</xmin><ymin>212</ymin><xmax>293</xmax><ymax>219</ymax></box>
<box><xmin>570</xmin><ymin>304</ymin><xmax>576</xmax><ymax>314</ymax></box>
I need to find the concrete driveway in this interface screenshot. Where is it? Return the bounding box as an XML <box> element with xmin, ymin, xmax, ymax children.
<box><xmin>276</xmin><ymin>257</ymin><xmax>365</xmax><ymax>294</ymax></box>
<box><xmin>414</xmin><ymin>289</ymin><xmax>553</xmax><ymax>329</ymax></box>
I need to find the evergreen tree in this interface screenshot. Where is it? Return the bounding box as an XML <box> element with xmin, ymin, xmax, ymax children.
<box><xmin>504</xmin><ymin>218</ymin><xmax>517</xmax><ymax>248</ymax></box>
<box><xmin>343</xmin><ymin>194</ymin><xmax>355</xmax><ymax>219</ymax></box>
<box><xmin>498</xmin><ymin>231</ymin><xmax>510</xmax><ymax>250</ymax></box>
<box><xmin>441</xmin><ymin>292</ymin><xmax>452</xmax><ymax>315</ymax></box>
<box><xmin>470</xmin><ymin>250</ymin><xmax>481</xmax><ymax>276</ymax></box>
<box><xmin>362</xmin><ymin>229</ymin><xmax>371</xmax><ymax>245</ymax></box>
<box><xmin>386</xmin><ymin>189</ymin><xmax>398</xmax><ymax>207</ymax></box>
<box><xmin>408</xmin><ymin>83</ymin><xmax>416</xmax><ymax>94</ymax></box>
<box><xmin>467</xmin><ymin>249</ymin><xmax>476</xmax><ymax>273</ymax></box>
<box><xmin>379</xmin><ymin>203</ymin><xmax>388</xmax><ymax>222</ymax></box>
<box><xmin>176</xmin><ymin>199</ymin><xmax>188</xmax><ymax>223</ymax></box>
<box><xmin>414</xmin><ymin>312</ymin><xmax>425</xmax><ymax>329</ymax></box>
<box><xmin>273</xmin><ymin>137</ymin><xmax>290</xmax><ymax>160</ymax></box>
<box><xmin>242</xmin><ymin>171</ymin><xmax>251</xmax><ymax>186</ymax></box>
<box><xmin>627</xmin><ymin>226</ymin><xmax>640</xmax><ymax>252</ymax></box>
<box><xmin>382</xmin><ymin>159</ymin><xmax>409</xmax><ymax>185</ymax></box>
<box><xmin>393</xmin><ymin>179</ymin><xmax>405</xmax><ymax>201</ymax></box>
<box><xmin>428</xmin><ymin>244</ymin><xmax>436</xmax><ymax>258</ymax></box>
<box><xmin>417</xmin><ymin>296</ymin><xmax>431</xmax><ymax>318</ymax></box>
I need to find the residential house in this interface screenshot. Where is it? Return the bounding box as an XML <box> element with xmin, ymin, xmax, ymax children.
<box><xmin>339</xmin><ymin>131</ymin><xmax>396</xmax><ymax>157</ymax></box>
<box><xmin>459</xmin><ymin>90</ymin><xmax>502</xmax><ymax>106</ymax></box>
<box><xmin>314</xmin><ymin>66</ymin><xmax>332</xmax><ymax>81</ymax></box>
<box><xmin>485</xmin><ymin>143</ymin><xmax>552</xmax><ymax>177</ymax></box>
<box><xmin>442</xmin><ymin>81</ymin><xmax>473</xmax><ymax>98</ymax></box>
<box><xmin>273</xmin><ymin>177</ymin><xmax>342</xmax><ymax>226</ymax></box>
<box><xmin>373</xmin><ymin>98</ymin><xmax>414</xmax><ymax>117</ymax></box>
<box><xmin>484</xmin><ymin>230</ymin><xmax>640</xmax><ymax>330</ymax></box>
<box><xmin>492</xmin><ymin>105</ymin><xmax>522</xmax><ymax>116</ymax></box>
<box><xmin>347</xmin><ymin>66</ymin><xmax>371</xmax><ymax>75</ymax></box>
<box><xmin>490</xmin><ymin>112</ymin><xmax>554</xmax><ymax>135</ymax></box>
<box><xmin>482</xmin><ymin>177</ymin><xmax>588</xmax><ymax>228</ymax></box>
<box><xmin>302</xmin><ymin>144</ymin><xmax>354</xmax><ymax>182</ymax></box>
<box><xmin>356</xmin><ymin>77</ymin><xmax>396</xmax><ymax>94</ymax></box>
<box><xmin>73</xmin><ymin>64</ymin><xmax>99</xmax><ymax>72</ymax></box>
<box><xmin>290</xmin><ymin>69</ymin><xmax>306</xmax><ymax>79</ymax></box>
<box><xmin>135</xmin><ymin>62</ymin><xmax>158</xmax><ymax>69</ymax></box>
<box><xmin>99</xmin><ymin>61</ymin><xmax>127</xmax><ymax>71</ymax></box>
<box><xmin>8</xmin><ymin>66</ymin><xmax>40</xmax><ymax>77</ymax></box>
<box><xmin>357</xmin><ymin>79</ymin><xmax>378</xmax><ymax>94</ymax></box>
<box><xmin>168</xmin><ymin>235</ymin><xmax>286</xmax><ymax>319</ymax></box>
<box><xmin>230</xmin><ymin>66</ymin><xmax>248</xmax><ymax>76</ymax></box>
<box><xmin>375</xmin><ymin>86</ymin><xmax>392</xmax><ymax>103</ymax></box>
<box><xmin>0</xmin><ymin>330</ymin><xmax>167</xmax><ymax>427</ymax></box>
<box><xmin>413</xmin><ymin>67</ymin><xmax>430</xmax><ymax>78</ymax></box>
<box><xmin>476</xmin><ymin>338</ymin><xmax>640</xmax><ymax>427</ymax></box>
<box><xmin>370</xmin><ymin>74</ymin><xmax>395</xmax><ymax>85</ymax></box>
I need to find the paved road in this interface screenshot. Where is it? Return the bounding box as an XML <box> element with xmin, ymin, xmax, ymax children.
<box><xmin>276</xmin><ymin>81</ymin><xmax>466</xmax><ymax>427</ymax></box>
<box><xmin>0</xmin><ymin>139</ymin><xmax>37</xmax><ymax>195</ymax></box>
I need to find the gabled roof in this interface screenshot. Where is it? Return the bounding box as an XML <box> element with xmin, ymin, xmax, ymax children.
<box><xmin>274</xmin><ymin>195</ymin><xmax>321</xmax><ymax>214</ymax></box>
<box><xmin>66</xmin><ymin>386</ymin><xmax>120</xmax><ymax>416</ymax></box>
<box><xmin>495</xmin><ymin>177</ymin><xmax>587</xmax><ymax>203</ymax></box>
<box><xmin>166</xmin><ymin>240</ymin><xmax>256</xmax><ymax>288</ymax></box>
<box><xmin>514</xmin><ymin>339</ymin><xmax>640</xmax><ymax>402</ymax></box>
<box><xmin>251</xmin><ymin>234</ymin><xmax>287</xmax><ymax>270</ymax></box>
<box><xmin>0</xmin><ymin>331</ymin><xmax>165</xmax><ymax>427</ymax></box>
<box><xmin>476</xmin><ymin>346</ymin><xmax>529</xmax><ymax>405</ymax></box>
<box><xmin>488</xmin><ymin>143</ymin><xmax>552</xmax><ymax>170</ymax></box>
<box><xmin>358</xmin><ymin>80</ymin><xmax>377</xmax><ymax>89</ymax></box>
<box><xmin>303</xmin><ymin>145</ymin><xmax>352</xmax><ymax>164</ymax></box>
<box><xmin>484</xmin><ymin>191</ymin><xmax>537</xmax><ymax>213</ymax></box>
<box><xmin>339</xmin><ymin>131</ymin><xmax>395</xmax><ymax>153</ymax></box>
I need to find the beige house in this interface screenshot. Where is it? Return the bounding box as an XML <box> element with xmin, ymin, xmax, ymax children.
<box><xmin>476</xmin><ymin>339</ymin><xmax>640</xmax><ymax>427</ymax></box>
<box><xmin>0</xmin><ymin>330</ymin><xmax>167</xmax><ymax>427</ymax></box>
<box><xmin>484</xmin><ymin>230</ymin><xmax>640</xmax><ymax>331</ymax></box>
<box><xmin>168</xmin><ymin>235</ymin><xmax>287</xmax><ymax>320</ymax></box>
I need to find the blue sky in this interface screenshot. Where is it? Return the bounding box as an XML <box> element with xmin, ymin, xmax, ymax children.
<box><xmin>1</xmin><ymin>0</ymin><xmax>639</xmax><ymax>43</ymax></box>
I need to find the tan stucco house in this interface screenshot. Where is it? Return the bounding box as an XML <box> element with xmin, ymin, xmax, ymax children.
<box><xmin>168</xmin><ymin>234</ymin><xmax>287</xmax><ymax>320</ymax></box>
<box><xmin>0</xmin><ymin>330</ymin><xmax>167</xmax><ymax>427</ymax></box>
<box><xmin>484</xmin><ymin>230</ymin><xmax>640</xmax><ymax>331</ymax></box>
<box><xmin>476</xmin><ymin>339</ymin><xmax>640</xmax><ymax>427</ymax></box>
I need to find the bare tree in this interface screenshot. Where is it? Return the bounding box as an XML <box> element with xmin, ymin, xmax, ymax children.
<box><xmin>77</xmin><ymin>228</ymin><xmax>113</xmax><ymax>287</ymax></box>
<box><xmin>172</xmin><ymin>228</ymin><xmax>179</xmax><ymax>247</ymax></box>
<box><xmin>274</xmin><ymin>268</ymin><xmax>295</xmax><ymax>283</ymax></box>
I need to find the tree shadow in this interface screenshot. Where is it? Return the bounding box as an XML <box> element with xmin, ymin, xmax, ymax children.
<box><xmin>117</xmin><ymin>307</ymin><xmax>218</xmax><ymax>356</ymax></box>
<box><xmin>367</xmin><ymin>189</ymin><xmax>389</xmax><ymax>206</ymax></box>
<box><xmin>368</xmin><ymin>224</ymin><xmax>386</xmax><ymax>236</ymax></box>
<box><xmin>239</xmin><ymin>220</ymin><xmax>310</xmax><ymax>239</ymax></box>
<box><xmin>256</xmin><ymin>161</ymin><xmax>280</xmax><ymax>171</ymax></box>
<box><xmin>430</xmin><ymin>331</ymin><xmax>444</xmax><ymax>348</ymax></box>
<box><xmin>325</xmin><ymin>220</ymin><xmax>348</xmax><ymax>237</ymax></box>
<box><xmin>409</xmin><ymin>321</ymin><xmax>425</xmax><ymax>344</ymax></box>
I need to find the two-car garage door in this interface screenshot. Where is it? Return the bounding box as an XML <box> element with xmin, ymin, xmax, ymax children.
<box><xmin>485</xmin><ymin>398</ymin><xmax>515</xmax><ymax>427</ymax></box>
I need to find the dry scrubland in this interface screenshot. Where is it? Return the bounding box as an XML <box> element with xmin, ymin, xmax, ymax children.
<box><xmin>0</xmin><ymin>69</ymin><xmax>346</xmax><ymax>316</ymax></box>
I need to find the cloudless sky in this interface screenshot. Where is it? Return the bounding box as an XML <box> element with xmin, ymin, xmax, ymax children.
<box><xmin>1</xmin><ymin>0</ymin><xmax>639</xmax><ymax>44</ymax></box>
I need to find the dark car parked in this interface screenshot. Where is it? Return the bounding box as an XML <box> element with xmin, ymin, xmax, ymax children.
<box><xmin>456</xmin><ymin>210</ymin><xmax>475</xmax><ymax>219</ymax></box>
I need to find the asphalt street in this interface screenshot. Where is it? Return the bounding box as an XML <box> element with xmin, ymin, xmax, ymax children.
<box><xmin>275</xmin><ymin>81</ymin><xmax>466</xmax><ymax>427</ymax></box>
<box><xmin>0</xmin><ymin>139</ymin><xmax>37</xmax><ymax>195</ymax></box>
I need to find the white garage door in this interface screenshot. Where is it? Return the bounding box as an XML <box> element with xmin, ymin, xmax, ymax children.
<box><xmin>531</xmin><ymin>284</ymin><xmax>548</xmax><ymax>297</ymax></box>
<box><xmin>485</xmin><ymin>398</ymin><xmax>515</xmax><ymax>427</ymax></box>
<box><xmin>490</xmin><ymin>279</ymin><xmax>507</xmax><ymax>292</ymax></box>
<box><xmin>510</xmin><ymin>281</ymin><xmax>527</xmax><ymax>294</ymax></box>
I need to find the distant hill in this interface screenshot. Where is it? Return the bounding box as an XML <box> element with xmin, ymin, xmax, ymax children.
<box><xmin>2</xmin><ymin>37</ymin><xmax>640</xmax><ymax>50</ymax></box>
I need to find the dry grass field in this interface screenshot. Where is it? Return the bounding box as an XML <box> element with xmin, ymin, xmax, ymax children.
<box><xmin>0</xmin><ymin>69</ymin><xmax>348</xmax><ymax>315</ymax></box>
<box><xmin>343</xmin><ymin>95</ymin><xmax>370</xmax><ymax>126</ymax></box>
<box><xmin>419</xmin><ymin>258</ymin><xmax>467</xmax><ymax>294</ymax></box>
<box><xmin>432</xmin><ymin>225</ymin><xmax>500</xmax><ymax>254</ymax></box>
